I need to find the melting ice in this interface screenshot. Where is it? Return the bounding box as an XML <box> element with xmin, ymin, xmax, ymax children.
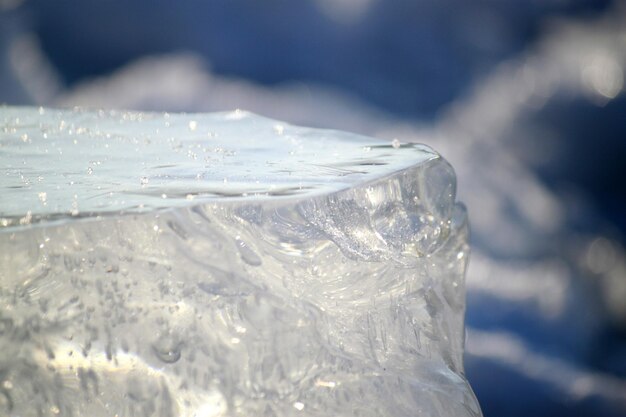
<box><xmin>0</xmin><ymin>107</ymin><xmax>481</xmax><ymax>416</ymax></box>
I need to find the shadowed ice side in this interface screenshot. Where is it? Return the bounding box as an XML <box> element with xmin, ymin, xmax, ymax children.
<box><xmin>0</xmin><ymin>107</ymin><xmax>481</xmax><ymax>417</ymax></box>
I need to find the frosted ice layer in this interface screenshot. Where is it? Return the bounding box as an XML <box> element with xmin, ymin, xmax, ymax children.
<box><xmin>0</xmin><ymin>107</ymin><xmax>481</xmax><ymax>417</ymax></box>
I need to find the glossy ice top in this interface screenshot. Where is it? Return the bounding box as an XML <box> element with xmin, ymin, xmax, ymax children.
<box><xmin>0</xmin><ymin>107</ymin><xmax>436</xmax><ymax>228</ymax></box>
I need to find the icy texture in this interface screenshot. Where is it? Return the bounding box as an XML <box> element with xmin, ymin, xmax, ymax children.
<box><xmin>0</xmin><ymin>107</ymin><xmax>480</xmax><ymax>417</ymax></box>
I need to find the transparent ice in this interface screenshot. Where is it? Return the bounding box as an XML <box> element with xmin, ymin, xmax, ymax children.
<box><xmin>0</xmin><ymin>107</ymin><xmax>481</xmax><ymax>417</ymax></box>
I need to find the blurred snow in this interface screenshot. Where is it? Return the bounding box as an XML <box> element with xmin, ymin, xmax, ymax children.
<box><xmin>56</xmin><ymin>54</ymin><xmax>396</xmax><ymax>133</ymax></box>
<box><xmin>2</xmin><ymin>1</ymin><xmax>626</xmax><ymax>416</ymax></box>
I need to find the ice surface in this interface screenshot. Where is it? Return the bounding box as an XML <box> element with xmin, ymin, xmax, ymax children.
<box><xmin>0</xmin><ymin>107</ymin><xmax>480</xmax><ymax>417</ymax></box>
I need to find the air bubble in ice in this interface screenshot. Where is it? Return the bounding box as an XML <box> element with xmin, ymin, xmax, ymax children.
<box><xmin>152</xmin><ymin>334</ymin><xmax>182</xmax><ymax>364</ymax></box>
<box><xmin>236</xmin><ymin>237</ymin><xmax>262</xmax><ymax>266</ymax></box>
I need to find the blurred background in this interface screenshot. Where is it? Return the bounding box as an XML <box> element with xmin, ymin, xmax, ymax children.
<box><xmin>1</xmin><ymin>0</ymin><xmax>625</xmax><ymax>415</ymax></box>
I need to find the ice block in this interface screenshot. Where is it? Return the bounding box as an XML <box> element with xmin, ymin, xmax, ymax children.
<box><xmin>0</xmin><ymin>107</ymin><xmax>481</xmax><ymax>417</ymax></box>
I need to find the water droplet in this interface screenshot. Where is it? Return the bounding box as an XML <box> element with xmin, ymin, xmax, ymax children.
<box><xmin>38</xmin><ymin>192</ymin><xmax>47</xmax><ymax>205</ymax></box>
<box><xmin>140</xmin><ymin>177</ymin><xmax>149</xmax><ymax>187</ymax></box>
<box><xmin>391</xmin><ymin>139</ymin><xmax>401</xmax><ymax>149</ymax></box>
<box><xmin>152</xmin><ymin>334</ymin><xmax>182</xmax><ymax>364</ymax></box>
<box><xmin>87</xmin><ymin>167</ymin><xmax>93</xmax><ymax>175</ymax></box>
<box><xmin>188</xmin><ymin>120</ymin><xmax>198</xmax><ymax>131</ymax></box>
<box><xmin>274</xmin><ymin>124</ymin><xmax>284</xmax><ymax>135</ymax></box>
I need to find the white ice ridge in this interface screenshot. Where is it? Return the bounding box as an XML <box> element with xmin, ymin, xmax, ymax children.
<box><xmin>0</xmin><ymin>107</ymin><xmax>481</xmax><ymax>417</ymax></box>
